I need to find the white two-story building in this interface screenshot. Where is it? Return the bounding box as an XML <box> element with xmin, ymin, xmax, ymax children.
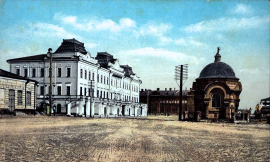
<box><xmin>7</xmin><ymin>39</ymin><xmax>147</xmax><ymax>117</ymax></box>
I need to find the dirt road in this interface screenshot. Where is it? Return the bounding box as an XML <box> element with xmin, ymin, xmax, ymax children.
<box><xmin>0</xmin><ymin>116</ymin><xmax>269</xmax><ymax>162</ymax></box>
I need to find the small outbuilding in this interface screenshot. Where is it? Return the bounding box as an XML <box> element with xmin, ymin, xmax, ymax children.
<box><xmin>0</xmin><ymin>69</ymin><xmax>38</xmax><ymax>115</ymax></box>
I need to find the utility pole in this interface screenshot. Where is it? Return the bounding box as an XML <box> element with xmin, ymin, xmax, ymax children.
<box><xmin>179</xmin><ymin>65</ymin><xmax>183</xmax><ymax>121</ymax></box>
<box><xmin>48</xmin><ymin>48</ymin><xmax>53</xmax><ymax>116</ymax></box>
<box><xmin>175</xmin><ymin>64</ymin><xmax>188</xmax><ymax>121</ymax></box>
<box><xmin>147</xmin><ymin>90</ymin><xmax>150</xmax><ymax>115</ymax></box>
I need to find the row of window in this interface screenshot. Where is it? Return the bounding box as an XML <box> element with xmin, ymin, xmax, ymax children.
<box><xmin>16</xmin><ymin>68</ymin><xmax>71</xmax><ymax>78</ymax></box>
<box><xmin>17</xmin><ymin>67</ymin><xmax>139</xmax><ymax>93</ymax></box>
<box><xmin>8</xmin><ymin>90</ymin><xmax>31</xmax><ymax>111</ymax></box>
<box><xmin>79</xmin><ymin>69</ymin><xmax>139</xmax><ymax>92</ymax></box>
<box><xmin>39</xmin><ymin>84</ymin><xmax>139</xmax><ymax>102</ymax></box>
<box><xmin>96</xmin><ymin>90</ymin><xmax>138</xmax><ymax>102</ymax></box>
<box><xmin>80</xmin><ymin>69</ymin><xmax>95</xmax><ymax>81</ymax></box>
<box><xmin>40</xmin><ymin>85</ymin><xmax>70</xmax><ymax>96</ymax></box>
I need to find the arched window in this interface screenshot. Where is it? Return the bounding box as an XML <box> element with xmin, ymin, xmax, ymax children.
<box><xmin>212</xmin><ymin>94</ymin><xmax>220</xmax><ymax>108</ymax></box>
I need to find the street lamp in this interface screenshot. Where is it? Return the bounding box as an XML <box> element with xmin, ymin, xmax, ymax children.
<box><xmin>48</xmin><ymin>48</ymin><xmax>53</xmax><ymax>116</ymax></box>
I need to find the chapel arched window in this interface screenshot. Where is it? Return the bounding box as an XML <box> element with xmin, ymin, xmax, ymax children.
<box><xmin>212</xmin><ymin>94</ymin><xmax>220</xmax><ymax>108</ymax></box>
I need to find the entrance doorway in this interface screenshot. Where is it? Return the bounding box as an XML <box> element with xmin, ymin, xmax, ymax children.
<box><xmin>57</xmin><ymin>104</ymin><xmax>61</xmax><ymax>114</ymax></box>
<box><xmin>122</xmin><ymin>105</ymin><xmax>125</xmax><ymax>116</ymax></box>
<box><xmin>104</xmin><ymin>107</ymin><xmax>107</xmax><ymax>116</ymax></box>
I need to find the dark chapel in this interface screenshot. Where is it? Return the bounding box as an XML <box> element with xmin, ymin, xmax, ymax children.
<box><xmin>191</xmin><ymin>47</ymin><xmax>242</xmax><ymax>120</ymax></box>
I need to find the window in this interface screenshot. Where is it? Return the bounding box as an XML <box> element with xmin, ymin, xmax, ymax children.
<box><xmin>26</xmin><ymin>91</ymin><xmax>31</xmax><ymax>106</ymax></box>
<box><xmin>101</xmin><ymin>75</ymin><xmax>103</xmax><ymax>83</ymax></box>
<box><xmin>107</xmin><ymin>92</ymin><xmax>108</xmax><ymax>98</ymax></box>
<box><xmin>32</xmin><ymin>68</ymin><xmax>36</xmax><ymax>77</ymax></box>
<box><xmin>100</xmin><ymin>91</ymin><xmax>102</xmax><ymax>98</ymax></box>
<box><xmin>97</xmin><ymin>74</ymin><xmax>99</xmax><ymax>82</ymax></box>
<box><xmin>67</xmin><ymin>86</ymin><xmax>70</xmax><ymax>96</ymax></box>
<box><xmin>92</xmin><ymin>73</ymin><xmax>95</xmax><ymax>81</ymax></box>
<box><xmin>0</xmin><ymin>89</ymin><xmax>4</xmax><ymax>105</ymax></box>
<box><xmin>41</xmin><ymin>68</ymin><xmax>44</xmax><ymax>77</ymax></box>
<box><xmin>58</xmin><ymin>68</ymin><xmax>61</xmax><ymax>77</ymax></box>
<box><xmin>24</xmin><ymin>69</ymin><xmax>28</xmax><ymax>77</ymax></box>
<box><xmin>80</xmin><ymin>87</ymin><xmax>83</xmax><ymax>96</ymax></box>
<box><xmin>107</xmin><ymin>77</ymin><xmax>108</xmax><ymax>85</ymax></box>
<box><xmin>84</xmin><ymin>88</ymin><xmax>87</xmax><ymax>96</ymax></box>
<box><xmin>212</xmin><ymin>94</ymin><xmax>221</xmax><ymax>108</ymax></box>
<box><xmin>16</xmin><ymin>69</ymin><xmax>20</xmax><ymax>75</ymax></box>
<box><xmin>67</xmin><ymin>68</ymin><xmax>71</xmax><ymax>77</ymax></box>
<box><xmin>80</xmin><ymin>69</ymin><xmax>83</xmax><ymax>78</ymax></box>
<box><xmin>89</xmin><ymin>72</ymin><xmax>91</xmax><ymax>80</ymax></box>
<box><xmin>85</xmin><ymin>70</ymin><xmax>87</xmax><ymax>79</ymax></box>
<box><xmin>9</xmin><ymin>89</ymin><xmax>15</xmax><ymax>111</ymax></box>
<box><xmin>17</xmin><ymin>90</ymin><xmax>22</xmax><ymax>105</ymax></box>
<box><xmin>97</xmin><ymin>90</ymin><xmax>99</xmax><ymax>98</ymax></box>
<box><xmin>47</xmin><ymin>86</ymin><xmax>50</xmax><ymax>95</ymax></box>
<box><xmin>40</xmin><ymin>86</ymin><xmax>44</xmax><ymax>95</ymax></box>
<box><xmin>104</xmin><ymin>77</ymin><xmax>105</xmax><ymax>84</ymax></box>
<box><xmin>104</xmin><ymin>91</ymin><xmax>105</xmax><ymax>98</ymax></box>
<box><xmin>57</xmin><ymin>86</ymin><xmax>61</xmax><ymax>95</ymax></box>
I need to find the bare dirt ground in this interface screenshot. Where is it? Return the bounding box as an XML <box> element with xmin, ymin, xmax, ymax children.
<box><xmin>0</xmin><ymin>115</ymin><xmax>269</xmax><ymax>162</ymax></box>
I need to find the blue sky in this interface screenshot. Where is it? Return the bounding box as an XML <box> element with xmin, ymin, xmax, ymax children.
<box><xmin>0</xmin><ymin>0</ymin><xmax>269</xmax><ymax>110</ymax></box>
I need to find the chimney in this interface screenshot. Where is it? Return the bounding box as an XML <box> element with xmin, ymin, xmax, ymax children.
<box><xmin>174</xmin><ymin>88</ymin><xmax>175</xmax><ymax>91</ymax></box>
<box><xmin>141</xmin><ymin>89</ymin><xmax>144</xmax><ymax>92</ymax></box>
<box><xmin>165</xmin><ymin>88</ymin><xmax>167</xmax><ymax>91</ymax></box>
<box><xmin>169</xmin><ymin>88</ymin><xmax>172</xmax><ymax>91</ymax></box>
<box><xmin>157</xmin><ymin>88</ymin><xmax>160</xmax><ymax>91</ymax></box>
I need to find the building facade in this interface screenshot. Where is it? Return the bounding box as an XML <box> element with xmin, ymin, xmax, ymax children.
<box><xmin>255</xmin><ymin>97</ymin><xmax>270</xmax><ymax>119</ymax></box>
<box><xmin>0</xmin><ymin>69</ymin><xmax>38</xmax><ymax>115</ymax></box>
<box><xmin>7</xmin><ymin>39</ymin><xmax>147</xmax><ymax>117</ymax></box>
<box><xmin>190</xmin><ymin>48</ymin><xmax>242</xmax><ymax>120</ymax></box>
<box><xmin>140</xmin><ymin>88</ymin><xmax>194</xmax><ymax>116</ymax></box>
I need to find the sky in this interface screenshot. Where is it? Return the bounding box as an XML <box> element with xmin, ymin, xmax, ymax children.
<box><xmin>0</xmin><ymin>0</ymin><xmax>269</xmax><ymax>111</ymax></box>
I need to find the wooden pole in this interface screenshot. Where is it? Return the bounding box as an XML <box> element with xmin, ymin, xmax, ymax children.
<box><xmin>178</xmin><ymin>65</ymin><xmax>183</xmax><ymax>121</ymax></box>
<box><xmin>49</xmin><ymin>48</ymin><xmax>52</xmax><ymax>116</ymax></box>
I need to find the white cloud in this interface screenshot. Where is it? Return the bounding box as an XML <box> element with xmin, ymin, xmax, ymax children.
<box><xmin>33</xmin><ymin>23</ymin><xmax>80</xmax><ymax>39</ymax></box>
<box><xmin>183</xmin><ymin>15</ymin><xmax>270</xmax><ymax>33</ymax></box>
<box><xmin>54</xmin><ymin>13</ymin><xmax>136</xmax><ymax>32</ymax></box>
<box><xmin>119</xmin><ymin>47</ymin><xmax>202</xmax><ymax>65</ymax></box>
<box><xmin>120</xmin><ymin>18</ymin><xmax>137</xmax><ymax>28</ymax></box>
<box><xmin>230</xmin><ymin>4</ymin><xmax>254</xmax><ymax>15</ymax></box>
<box><xmin>175</xmin><ymin>37</ymin><xmax>206</xmax><ymax>47</ymax></box>
<box><xmin>175</xmin><ymin>38</ymin><xmax>187</xmax><ymax>46</ymax></box>
<box><xmin>84</xmin><ymin>42</ymin><xmax>97</xmax><ymax>48</ymax></box>
<box><xmin>139</xmin><ymin>23</ymin><xmax>172</xmax><ymax>37</ymax></box>
<box><xmin>159</xmin><ymin>36</ymin><xmax>173</xmax><ymax>44</ymax></box>
<box><xmin>63</xmin><ymin>15</ymin><xmax>77</xmax><ymax>24</ymax></box>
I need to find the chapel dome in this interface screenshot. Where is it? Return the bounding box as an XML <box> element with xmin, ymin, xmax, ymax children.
<box><xmin>198</xmin><ymin>47</ymin><xmax>238</xmax><ymax>79</ymax></box>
